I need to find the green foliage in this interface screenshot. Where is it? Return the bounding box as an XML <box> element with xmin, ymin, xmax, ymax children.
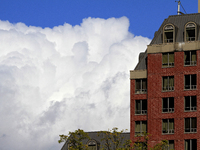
<box><xmin>58</xmin><ymin>129</ymin><xmax>90</xmax><ymax>150</ymax></box>
<box><xmin>59</xmin><ymin>129</ymin><xmax>169</xmax><ymax>150</ymax></box>
<box><xmin>98</xmin><ymin>127</ymin><xmax>128</xmax><ymax>150</ymax></box>
<box><xmin>132</xmin><ymin>133</ymin><xmax>169</xmax><ymax>150</ymax></box>
<box><xmin>151</xmin><ymin>140</ymin><xmax>168</xmax><ymax>150</ymax></box>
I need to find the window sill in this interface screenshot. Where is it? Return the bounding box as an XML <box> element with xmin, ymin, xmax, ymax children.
<box><xmin>184</xmin><ymin>65</ymin><xmax>196</xmax><ymax>67</ymax></box>
<box><xmin>184</xmin><ymin>110</ymin><xmax>196</xmax><ymax>112</ymax></box>
<box><xmin>184</xmin><ymin>132</ymin><xmax>197</xmax><ymax>134</ymax></box>
<box><xmin>162</xmin><ymin>66</ymin><xmax>174</xmax><ymax>68</ymax></box>
<box><xmin>135</xmin><ymin>114</ymin><xmax>147</xmax><ymax>116</ymax></box>
<box><xmin>184</xmin><ymin>89</ymin><xmax>196</xmax><ymax>91</ymax></box>
<box><xmin>134</xmin><ymin>134</ymin><xmax>146</xmax><ymax>137</ymax></box>
<box><xmin>162</xmin><ymin>90</ymin><xmax>174</xmax><ymax>92</ymax></box>
<box><xmin>135</xmin><ymin>92</ymin><xmax>147</xmax><ymax>95</ymax></box>
<box><xmin>162</xmin><ymin>133</ymin><xmax>174</xmax><ymax>135</ymax></box>
<box><xmin>162</xmin><ymin>111</ymin><xmax>174</xmax><ymax>114</ymax></box>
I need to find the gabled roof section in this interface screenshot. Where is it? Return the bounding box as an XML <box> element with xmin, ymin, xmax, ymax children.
<box><xmin>134</xmin><ymin>13</ymin><xmax>200</xmax><ymax>71</ymax></box>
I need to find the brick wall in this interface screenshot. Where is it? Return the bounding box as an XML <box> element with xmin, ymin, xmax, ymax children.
<box><xmin>130</xmin><ymin>50</ymin><xmax>200</xmax><ymax>149</ymax></box>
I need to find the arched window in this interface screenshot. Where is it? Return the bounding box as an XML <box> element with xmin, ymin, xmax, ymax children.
<box><xmin>185</xmin><ymin>22</ymin><xmax>196</xmax><ymax>41</ymax></box>
<box><xmin>87</xmin><ymin>140</ymin><xmax>98</xmax><ymax>150</ymax></box>
<box><xmin>163</xmin><ymin>24</ymin><xmax>174</xmax><ymax>43</ymax></box>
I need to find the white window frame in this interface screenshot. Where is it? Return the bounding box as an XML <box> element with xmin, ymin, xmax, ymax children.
<box><xmin>135</xmin><ymin>100</ymin><xmax>147</xmax><ymax>115</ymax></box>
<box><xmin>162</xmin><ymin>97</ymin><xmax>174</xmax><ymax>113</ymax></box>
<box><xmin>135</xmin><ymin>79</ymin><xmax>147</xmax><ymax>94</ymax></box>
<box><xmin>184</xmin><ymin>96</ymin><xmax>197</xmax><ymax>112</ymax></box>
<box><xmin>184</xmin><ymin>117</ymin><xmax>197</xmax><ymax>133</ymax></box>
<box><xmin>184</xmin><ymin>74</ymin><xmax>196</xmax><ymax>90</ymax></box>
<box><xmin>162</xmin><ymin>119</ymin><xmax>174</xmax><ymax>134</ymax></box>
<box><xmin>162</xmin><ymin>76</ymin><xmax>174</xmax><ymax>91</ymax></box>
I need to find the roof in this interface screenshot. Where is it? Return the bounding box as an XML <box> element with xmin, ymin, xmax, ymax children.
<box><xmin>134</xmin><ymin>13</ymin><xmax>200</xmax><ymax>71</ymax></box>
<box><xmin>61</xmin><ymin>131</ymin><xmax>130</xmax><ymax>150</ymax></box>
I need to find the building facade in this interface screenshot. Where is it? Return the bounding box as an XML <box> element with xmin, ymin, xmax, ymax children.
<box><xmin>130</xmin><ymin>13</ymin><xmax>200</xmax><ymax>150</ymax></box>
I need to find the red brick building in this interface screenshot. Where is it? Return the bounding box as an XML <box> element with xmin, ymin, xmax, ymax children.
<box><xmin>130</xmin><ymin>13</ymin><xmax>200</xmax><ymax>150</ymax></box>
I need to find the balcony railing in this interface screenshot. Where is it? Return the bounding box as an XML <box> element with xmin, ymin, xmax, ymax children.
<box><xmin>184</xmin><ymin>85</ymin><xmax>196</xmax><ymax>90</ymax></box>
<box><xmin>163</xmin><ymin>129</ymin><xmax>174</xmax><ymax>134</ymax></box>
<box><xmin>135</xmin><ymin>110</ymin><xmax>147</xmax><ymax>115</ymax></box>
<box><xmin>164</xmin><ymin>39</ymin><xmax>173</xmax><ymax>43</ymax></box>
<box><xmin>162</xmin><ymin>86</ymin><xmax>174</xmax><ymax>91</ymax></box>
<box><xmin>184</xmin><ymin>61</ymin><xmax>196</xmax><ymax>66</ymax></box>
<box><xmin>135</xmin><ymin>89</ymin><xmax>147</xmax><ymax>94</ymax></box>
<box><xmin>185</xmin><ymin>106</ymin><xmax>196</xmax><ymax>111</ymax></box>
<box><xmin>186</xmin><ymin>37</ymin><xmax>195</xmax><ymax>41</ymax></box>
<box><xmin>162</xmin><ymin>108</ymin><xmax>174</xmax><ymax>113</ymax></box>
<box><xmin>185</xmin><ymin>128</ymin><xmax>197</xmax><ymax>133</ymax></box>
<box><xmin>162</xmin><ymin>62</ymin><xmax>174</xmax><ymax>67</ymax></box>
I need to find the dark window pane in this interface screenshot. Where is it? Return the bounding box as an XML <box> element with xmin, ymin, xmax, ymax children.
<box><xmin>185</xmin><ymin>75</ymin><xmax>190</xmax><ymax>89</ymax></box>
<box><xmin>185</xmin><ymin>96</ymin><xmax>190</xmax><ymax>111</ymax></box>
<box><xmin>142</xmin><ymin>100</ymin><xmax>147</xmax><ymax>113</ymax></box>
<box><xmin>136</xmin><ymin>80</ymin><xmax>141</xmax><ymax>90</ymax></box>
<box><xmin>135</xmin><ymin>100</ymin><xmax>141</xmax><ymax>114</ymax></box>
<box><xmin>191</xmin><ymin>139</ymin><xmax>197</xmax><ymax>150</ymax></box>
<box><xmin>142</xmin><ymin>79</ymin><xmax>147</xmax><ymax>90</ymax></box>
<box><xmin>163</xmin><ymin>98</ymin><xmax>168</xmax><ymax>112</ymax></box>
<box><xmin>162</xmin><ymin>53</ymin><xmax>168</xmax><ymax>67</ymax></box>
<box><xmin>169</xmin><ymin>53</ymin><xmax>174</xmax><ymax>66</ymax></box>
<box><xmin>185</xmin><ymin>118</ymin><xmax>190</xmax><ymax>132</ymax></box>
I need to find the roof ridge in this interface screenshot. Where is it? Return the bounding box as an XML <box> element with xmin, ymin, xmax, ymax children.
<box><xmin>168</xmin><ymin>13</ymin><xmax>200</xmax><ymax>18</ymax></box>
<box><xmin>85</xmin><ymin>131</ymin><xmax>130</xmax><ymax>133</ymax></box>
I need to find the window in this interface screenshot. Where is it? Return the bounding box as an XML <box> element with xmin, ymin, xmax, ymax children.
<box><xmin>162</xmin><ymin>52</ymin><xmax>174</xmax><ymax>67</ymax></box>
<box><xmin>135</xmin><ymin>79</ymin><xmax>147</xmax><ymax>94</ymax></box>
<box><xmin>184</xmin><ymin>74</ymin><xmax>196</xmax><ymax>90</ymax></box>
<box><xmin>185</xmin><ymin>118</ymin><xmax>197</xmax><ymax>133</ymax></box>
<box><xmin>164</xmin><ymin>25</ymin><xmax>174</xmax><ymax>43</ymax></box>
<box><xmin>185</xmin><ymin>96</ymin><xmax>196</xmax><ymax>111</ymax></box>
<box><xmin>164</xmin><ymin>140</ymin><xmax>174</xmax><ymax>150</ymax></box>
<box><xmin>87</xmin><ymin>140</ymin><xmax>97</xmax><ymax>150</ymax></box>
<box><xmin>162</xmin><ymin>119</ymin><xmax>174</xmax><ymax>134</ymax></box>
<box><xmin>135</xmin><ymin>100</ymin><xmax>147</xmax><ymax>115</ymax></box>
<box><xmin>162</xmin><ymin>76</ymin><xmax>174</xmax><ymax>91</ymax></box>
<box><xmin>184</xmin><ymin>51</ymin><xmax>196</xmax><ymax>66</ymax></box>
<box><xmin>185</xmin><ymin>139</ymin><xmax>197</xmax><ymax>150</ymax></box>
<box><xmin>162</xmin><ymin>97</ymin><xmax>174</xmax><ymax>113</ymax></box>
<box><xmin>185</xmin><ymin>23</ymin><xmax>196</xmax><ymax>41</ymax></box>
<box><xmin>135</xmin><ymin>121</ymin><xmax>147</xmax><ymax>136</ymax></box>
<box><xmin>168</xmin><ymin>140</ymin><xmax>174</xmax><ymax>150</ymax></box>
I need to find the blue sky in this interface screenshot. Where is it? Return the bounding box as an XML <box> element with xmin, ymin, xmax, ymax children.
<box><xmin>0</xmin><ymin>0</ymin><xmax>197</xmax><ymax>39</ymax></box>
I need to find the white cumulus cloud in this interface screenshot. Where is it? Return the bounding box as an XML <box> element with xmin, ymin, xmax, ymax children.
<box><xmin>0</xmin><ymin>17</ymin><xmax>151</xmax><ymax>150</ymax></box>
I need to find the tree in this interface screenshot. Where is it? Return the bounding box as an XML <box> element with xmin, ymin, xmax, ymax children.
<box><xmin>132</xmin><ymin>133</ymin><xmax>169</xmax><ymax>150</ymax></box>
<box><xmin>59</xmin><ymin>129</ymin><xmax>169</xmax><ymax>150</ymax></box>
<box><xmin>98</xmin><ymin>127</ymin><xmax>128</xmax><ymax>150</ymax></box>
<box><xmin>58</xmin><ymin>129</ymin><xmax>90</xmax><ymax>150</ymax></box>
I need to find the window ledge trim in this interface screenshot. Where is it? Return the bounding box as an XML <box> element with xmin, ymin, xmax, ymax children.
<box><xmin>184</xmin><ymin>110</ymin><xmax>197</xmax><ymax>112</ymax></box>
<box><xmin>162</xmin><ymin>133</ymin><xmax>175</xmax><ymax>135</ymax></box>
<box><xmin>184</xmin><ymin>89</ymin><xmax>196</xmax><ymax>91</ymax></box>
<box><xmin>162</xmin><ymin>111</ymin><xmax>174</xmax><ymax>114</ymax></box>
<box><xmin>184</xmin><ymin>132</ymin><xmax>197</xmax><ymax>134</ymax></box>
<box><xmin>162</xmin><ymin>90</ymin><xmax>174</xmax><ymax>92</ymax></box>
<box><xmin>135</xmin><ymin>114</ymin><xmax>147</xmax><ymax>116</ymax></box>
<box><xmin>162</xmin><ymin>66</ymin><xmax>174</xmax><ymax>68</ymax></box>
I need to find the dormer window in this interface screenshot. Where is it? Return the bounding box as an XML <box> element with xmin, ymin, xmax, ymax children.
<box><xmin>163</xmin><ymin>25</ymin><xmax>174</xmax><ymax>43</ymax></box>
<box><xmin>87</xmin><ymin>140</ymin><xmax>98</xmax><ymax>150</ymax></box>
<box><xmin>185</xmin><ymin>23</ymin><xmax>196</xmax><ymax>41</ymax></box>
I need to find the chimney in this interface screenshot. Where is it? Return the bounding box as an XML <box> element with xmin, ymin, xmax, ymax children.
<box><xmin>199</xmin><ymin>0</ymin><xmax>200</xmax><ymax>13</ymax></box>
